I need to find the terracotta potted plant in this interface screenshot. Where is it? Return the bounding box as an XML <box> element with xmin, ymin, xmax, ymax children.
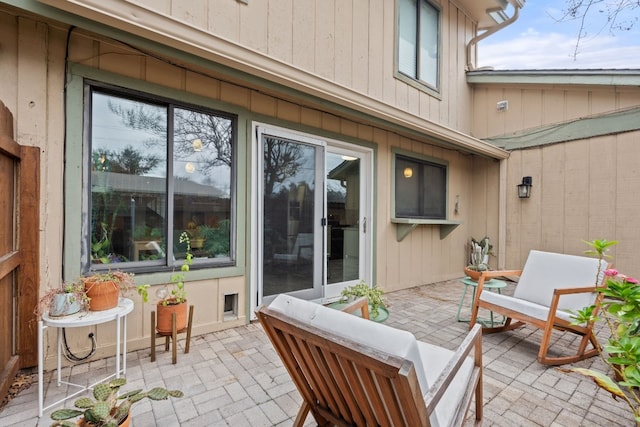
<box><xmin>137</xmin><ymin>232</ymin><xmax>191</xmax><ymax>333</ymax></box>
<box><xmin>49</xmin><ymin>377</ymin><xmax>183</xmax><ymax>427</ymax></box>
<box><xmin>34</xmin><ymin>280</ymin><xmax>88</xmax><ymax>318</ymax></box>
<box><xmin>83</xmin><ymin>271</ymin><xmax>134</xmax><ymax>311</ymax></box>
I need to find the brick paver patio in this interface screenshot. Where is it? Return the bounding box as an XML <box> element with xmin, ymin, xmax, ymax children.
<box><xmin>0</xmin><ymin>279</ymin><xmax>632</xmax><ymax>426</ymax></box>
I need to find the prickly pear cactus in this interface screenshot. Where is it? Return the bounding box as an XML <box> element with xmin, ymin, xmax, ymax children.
<box><xmin>49</xmin><ymin>378</ymin><xmax>183</xmax><ymax>426</ymax></box>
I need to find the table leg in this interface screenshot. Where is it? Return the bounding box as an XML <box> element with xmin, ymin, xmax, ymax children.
<box><xmin>38</xmin><ymin>321</ymin><xmax>43</xmax><ymax>417</ymax></box>
<box><xmin>56</xmin><ymin>327</ymin><xmax>62</xmax><ymax>385</ymax></box>
<box><xmin>115</xmin><ymin>314</ymin><xmax>121</xmax><ymax>378</ymax></box>
<box><xmin>123</xmin><ymin>312</ymin><xmax>127</xmax><ymax>375</ymax></box>
<box><xmin>456</xmin><ymin>284</ymin><xmax>470</xmax><ymax>322</ymax></box>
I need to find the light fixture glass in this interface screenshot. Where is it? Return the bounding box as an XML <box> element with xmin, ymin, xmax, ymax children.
<box><xmin>185</xmin><ymin>162</ymin><xmax>196</xmax><ymax>173</ymax></box>
<box><xmin>192</xmin><ymin>138</ymin><xmax>203</xmax><ymax>152</ymax></box>
<box><xmin>341</xmin><ymin>155</ymin><xmax>357</xmax><ymax>161</ymax></box>
<box><xmin>517</xmin><ymin>176</ymin><xmax>532</xmax><ymax>198</ymax></box>
<box><xmin>403</xmin><ymin>167</ymin><xmax>413</xmax><ymax>178</ymax></box>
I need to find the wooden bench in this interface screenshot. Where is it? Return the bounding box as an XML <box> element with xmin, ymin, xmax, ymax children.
<box><xmin>469</xmin><ymin>250</ymin><xmax>608</xmax><ymax>365</ymax></box>
<box><xmin>258</xmin><ymin>294</ymin><xmax>483</xmax><ymax>427</ymax></box>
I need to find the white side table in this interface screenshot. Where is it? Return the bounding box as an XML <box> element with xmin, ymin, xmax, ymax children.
<box><xmin>38</xmin><ymin>298</ymin><xmax>134</xmax><ymax>417</ymax></box>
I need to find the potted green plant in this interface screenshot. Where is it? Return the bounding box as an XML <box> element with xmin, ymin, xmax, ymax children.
<box><xmin>34</xmin><ymin>280</ymin><xmax>89</xmax><ymax>318</ymax></box>
<box><xmin>83</xmin><ymin>271</ymin><xmax>134</xmax><ymax>311</ymax></box>
<box><xmin>336</xmin><ymin>281</ymin><xmax>388</xmax><ymax>322</ymax></box>
<box><xmin>49</xmin><ymin>377</ymin><xmax>183</xmax><ymax>427</ymax></box>
<box><xmin>563</xmin><ymin>239</ymin><xmax>640</xmax><ymax>425</ymax></box>
<box><xmin>464</xmin><ymin>236</ymin><xmax>492</xmax><ymax>281</ymax></box>
<box><xmin>137</xmin><ymin>231</ymin><xmax>191</xmax><ymax>333</ymax></box>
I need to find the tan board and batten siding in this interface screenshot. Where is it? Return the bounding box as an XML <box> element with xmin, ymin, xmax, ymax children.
<box><xmin>1</xmin><ymin>0</ymin><xmax>505</xmax><ymax>367</ymax></box>
<box><xmin>471</xmin><ymin>77</ymin><xmax>640</xmax><ymax>278</ymax></box>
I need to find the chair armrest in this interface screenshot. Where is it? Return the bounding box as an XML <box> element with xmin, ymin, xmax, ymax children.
<box><xmin>474</xmin><ymin>269</ymin><xmax>521</xmax><ymax>297</ymax></box>
<box><xmin>339</xmin><ymin>297</ymin><xmax>370</xmax><ymax>320</ymax></box>
<box><xmin>479</xmin><ymin>269</ymin><xmax>522</xmax><ymax>280</ymax></box>
<box><xmin>553</xmin><ymin>286</ymin><xmax>599</xmax><ymax>295</ymax></box>
<box><xmin>546</xmin><ymin>286</ymin><xmax>605</xmax><ymax>325</ymax></box>
<box><xmin>423</xmin><ymin>324</ymin><xmax>482</xmax><ymax>410</ymax></box>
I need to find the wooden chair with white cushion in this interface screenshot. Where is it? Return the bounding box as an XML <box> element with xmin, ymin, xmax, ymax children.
<box><xmin>469</xmin><ymin>250</ymin><xmax>608</xmax><ymax>365</ymax></box>
<box><xmin>258</xmin><ymin>294</ymin><xmax>483</xmax><ymax>427</ymax></box>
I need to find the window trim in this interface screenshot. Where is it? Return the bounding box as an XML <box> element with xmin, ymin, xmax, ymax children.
<box><xmin>64</xmin><ymin>64</ymin><xmax>245</xmax><ymax>283</ymax></box>
<box><xmin>391</xmin><ymin>148</ymin><xmax>460</xmax><ymax>240</ymax></box>
<box><xmin>394</xmin><ymin>0</ymin><xmax>442</xmax><ymax>97</ymax></box>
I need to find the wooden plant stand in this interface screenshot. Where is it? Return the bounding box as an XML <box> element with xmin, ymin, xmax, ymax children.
<box><xmin>150</xmin><ymin>305</ymin><xmax>194</xmax><ymax>364</ymax></box>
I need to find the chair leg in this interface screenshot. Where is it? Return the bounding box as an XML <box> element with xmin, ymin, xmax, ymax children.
<box><xmin>171</xmin><ymin>312</ymin><xmax>177</xmax><ymax>364</ymax></box>
<box><xmin>292</xmin><ymin>401</ymin><xmax>311</xmax><ymax>427</ymax></box>
<box><xmin>150</xmin><ymin>311</ymin><xmax>156</xmax><ymax>362</ymax></box>
<box><xmin>185</xmin><ymin>305</ymin><xmax>194</xmax><ymax>354</ymax></box>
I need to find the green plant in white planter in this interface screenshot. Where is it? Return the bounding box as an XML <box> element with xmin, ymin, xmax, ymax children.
<box><xmin>340</xmin><ymin>281</ymin><xmax>387</xmax><ymax>319</ymax></box>
<box><xmin>34</xmin><ymin>280</ymin><xmax>88</xmax><ymax>318</ymax></box>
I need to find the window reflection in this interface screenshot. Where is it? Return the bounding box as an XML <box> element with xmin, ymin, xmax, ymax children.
<box><xmin>87</xmin><ymin>89</ymin><xmax>234</xmax><ymax>271</ymax></box>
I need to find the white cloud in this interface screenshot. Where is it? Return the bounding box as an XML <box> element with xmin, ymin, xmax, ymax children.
<box><xmin>478</xmin><ymin>29</ymin><xmax>640</xmax><ymax>70</ymax></box>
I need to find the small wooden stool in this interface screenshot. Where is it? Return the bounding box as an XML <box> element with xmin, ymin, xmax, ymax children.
<box><xmin>150</xmin><ymin>305</ymin><xmax>194</xmax><ymax>364</ymax></box>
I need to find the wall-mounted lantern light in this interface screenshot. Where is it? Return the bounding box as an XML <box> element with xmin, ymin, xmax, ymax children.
<box><xmin>517</xmin><ymin>176</ymin><xmax>532</xmax><ymax>199</ymax></box>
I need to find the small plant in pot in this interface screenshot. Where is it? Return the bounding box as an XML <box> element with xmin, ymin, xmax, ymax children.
<box><xmin>83</xmin><ymin>271</ymin><xmax>134</xmax><ymax>312</ymax></box>
<box><xmin>137</xmin><ymin>232</ymin><xmax>192</xmax><ymax>333</ymax></box>
<box><xmin>35</xmin><ymin>280</ymin><xmax>89</xmax><ymax>318</ymax></box>
<box><xmin>49</xmin><ymin>377</ymin><xmax>183</xmax><ymax>427</ymax></box>
<box><xmin>339</xmin><ymin>281</ymin><xmax>388</xmax><ymax>321</ymax></box>
<box><xmin>464</xmin><ymin>236</ymin><xmax>492</xmax><ymax>281</ymax></box>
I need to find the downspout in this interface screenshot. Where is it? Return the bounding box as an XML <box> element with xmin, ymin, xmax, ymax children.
<box><xmin>466</xmin><ymin>4</ymin><xmax>523</xmax><ymax>71</ymax></box>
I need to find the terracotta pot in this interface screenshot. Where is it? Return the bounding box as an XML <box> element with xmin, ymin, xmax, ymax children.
<box><xmin>156</xmin><ymin>300</ymin><xmax>188</xmax><ymax>334</ymax></box>
<box><xmin>84</xmin><ymin>278</ymin><xmax>120</xmax><ymax>311</ymax></box>
<box><xmin>78</xmin><ymin>410</ymin><xmax>130</xmax><ymax>427</ymax></box>
<box><xmin>464</xmin><ymin>267</ymin><xmax>483</xmax><ymax>282</ymax></box>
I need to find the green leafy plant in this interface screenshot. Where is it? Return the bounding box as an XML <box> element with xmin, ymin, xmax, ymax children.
<box><xmin>49</xmin><ymin>377</ymin><xmax>183</xmax><ymax>427</ymax></box>
<box><xmin>200</xmin><ymin>220</ymin><xmax>231</xmax><ymax>257</ymax></box>
<box><xmin>137</xmin><ymin>231</ymin><xmax>192</xmax><ymax>306</ymax></box>
<box><xmin>340</xmin><ymin>281</ymin><xmax>387</xmax><ymax>318</ymax></box>
<box><xmin>34</xmin><ymin>280</ymin><xmax>89</xmax><ymax>318</ymax></box>
<box><xmin>562</xmin><ymin>239</ymin><xmax>640</xmax><ymax>424</ymax></box>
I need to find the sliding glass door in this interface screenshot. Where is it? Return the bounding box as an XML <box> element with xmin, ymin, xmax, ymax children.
<box><xmin>256</xmin><ymin>125</ymin><xmax>372</xmax><ymax>306</ymax></box>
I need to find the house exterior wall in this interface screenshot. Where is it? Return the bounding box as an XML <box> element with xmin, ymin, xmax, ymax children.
<box><xmin>0</xmin><ymin>3</ymin><xmax>503</xmax><ymax>367</ymax></box>
<box><xmin>471</xmin><ymin>81</ymin><xmax>640</xmax><ymax>278</ymax></box>
<box><xmin>31</xmin><ymin>0</ymin><xmax>495</xmax><ymax>138</ymax></box>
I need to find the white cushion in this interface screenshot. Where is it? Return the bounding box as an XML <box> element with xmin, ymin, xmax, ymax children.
<box><xmin>513</xmin><ymin>250</ymin><xmax>605</xmax><ymax>311</ymax></box>
<box><xmin>418</xmin><ymin>342</ymin><xmax>475</xmax><ymax>427</ymax></box>
<box><xmin>480</xmin><ymin>291</ymin><xmax>576</xmax><ymax>323</ymax></box>
<box><xmin>268</xmin><ymin>295</ymin><xmax>431</xmax><ymax>400</ymax></box>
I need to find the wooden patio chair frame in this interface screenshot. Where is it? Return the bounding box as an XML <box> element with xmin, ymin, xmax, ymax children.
<box><xmin>257</xmin><ymin>297</ymin><xmax>483</xmax><ymax>427</ymax></box>
<box><xmin>469</xmin><ymin>251</ymin><xmax>608</xmax><ymax>366</ymax></box>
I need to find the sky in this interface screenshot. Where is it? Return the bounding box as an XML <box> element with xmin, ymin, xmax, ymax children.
<box><xmin>477</xmin><ymin>0</ymin><xmax>640</xmax><ymax>70</ymax></box>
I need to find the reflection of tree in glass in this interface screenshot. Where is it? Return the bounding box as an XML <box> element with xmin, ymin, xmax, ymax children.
<box><xmin>263</xmin><ymin>137</ymin><xmax>303</xmax><ymax>196</ymax></box>
<box><xmin>92</xmin><ymin>146</ymin><xmax>161</xmax><ymax>175</ymax></box>
<box><xmin>108</xmin><ymin>101</ymin><xmax>233</xmax><ymax>173</ymax></box>
<box><xmin>174</xmin><ymin>108</ymin><xmax>232</xmax><ymax>170</ymax></box>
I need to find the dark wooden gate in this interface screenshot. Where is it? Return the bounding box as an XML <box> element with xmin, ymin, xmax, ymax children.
<box><xmin>0</xmin><ymin>100</ymin><xmax>40</xmax><ymax>400</ymax></box>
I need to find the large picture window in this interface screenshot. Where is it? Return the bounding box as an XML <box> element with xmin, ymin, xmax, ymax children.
<box><xmin>86</xmin><ymin>85</ymin><xmax>235</xmax><ymax>272</ymax></box>
<box><xmin>395</xmin><ymin>154</ymin><xmax>446</xmax><ymax>219</ymax></box>
<box><xmin>398</xmin><ymin>0</ymin><xmax>440</xmax><ymax>89</ymax></box>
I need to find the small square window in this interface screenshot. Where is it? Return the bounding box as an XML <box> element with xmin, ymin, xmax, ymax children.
<box><xmin>395</xmin><ymin>154</ymin><xmax>447</xmax><ymax>219</ymax></box>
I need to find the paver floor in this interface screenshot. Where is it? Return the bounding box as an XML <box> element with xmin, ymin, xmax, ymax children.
<box><xmin>0</xmin><ymin>279</ymin><xmax>633</xmax><ymax>426</ymax></box>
